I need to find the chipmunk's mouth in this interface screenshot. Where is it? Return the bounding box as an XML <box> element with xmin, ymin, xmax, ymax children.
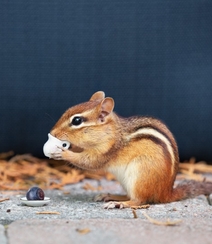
<box><xmin>43</xmin><ymin>133</ymin><xmax>83</xmax><ymax>158</ymax></box>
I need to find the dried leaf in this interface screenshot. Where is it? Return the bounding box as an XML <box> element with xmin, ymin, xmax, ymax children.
<box><xmin>132</xmin><ymin>209</ymin><xmax>138</xmax><ymax>218</ymax></box>
<box><xmin>83</xmin><ymin>183</ymin><xmax>102</xmax><ymax>191</ymax></box>
<box><xmin>142</xmin><ymin>212</ymin><xmax>182</xmax><ymax>226</ymax></box>
<box><xmin>83</xmin><ymin>183</ymin><xmax>96</xmax><ymax>191</ymax></box>
<box><xmin>0</xmin><ymin>151</ymin><xmax>14</xmax><ymax>160</ymax></box>
<box><xmin>84</xmin><ymin>170</ymin><xmax>116</xmax><ymax>181</ymax></box>
<box><xmin>61</xmin><ymin>171</ymin><xmax>84</xmax><ymax>185</ymax></box>
<box><xmin>76</xmin><ymin>228</ymin><xmax>91</xmax><ymax>234</ymax></box>
<box><xmin>0</xmin><ymin>153</ymin><xmax>86</xmax><ymax>190</ymax></box>
<box><xmin>36</xmin><ymin>211</ymin><xmax>60</xmax><ymax>215</ymax></box>
<box><xmin>0</xmin><ymin>198</ymin><xmax>10</xmax><ymax>203</ymax></box>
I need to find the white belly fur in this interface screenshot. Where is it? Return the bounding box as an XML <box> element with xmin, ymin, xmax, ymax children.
<box><xmin>107</xmin><ymin>160</ymin><xmax>138</xmax><ymax>199</ymax></box>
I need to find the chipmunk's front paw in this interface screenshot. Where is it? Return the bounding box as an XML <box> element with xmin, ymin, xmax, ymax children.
<box><xmin>51</xmin><ymin>151</ymin><xmax>64</xmax><ymax>160</ymax></box>
<box><xmin>51</xmin><ymin>147</ymin><xmax>69</xmax><ymax>161</ymax></box>
<box><xmin>104</xmin><ymin>201</ymin><xmax>128</xmax><ymax>209</ymax></box>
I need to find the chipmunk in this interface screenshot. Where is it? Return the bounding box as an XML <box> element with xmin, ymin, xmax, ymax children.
<box><xmin>43</xmin><ymin>91</ymin><xmax>212</xmax><ymax>209</ymax></box>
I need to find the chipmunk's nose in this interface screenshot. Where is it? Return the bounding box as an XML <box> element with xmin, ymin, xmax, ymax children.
<box><xmin>43</xmin><ymin>133</ymin><xmax>70</xmax><ymax>158</ymax></box>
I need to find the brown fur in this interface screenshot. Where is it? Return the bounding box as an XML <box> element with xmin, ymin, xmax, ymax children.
<box><xmin>48</xmin><ymin>91</ymin><xmax>212</xmax><ymax>208</ymax></box>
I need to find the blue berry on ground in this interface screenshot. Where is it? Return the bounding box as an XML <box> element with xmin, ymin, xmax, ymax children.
<box><xmin>26</xmin><ymin>187</ymin><xmax>45</xmax><ymax>200</ymax></box>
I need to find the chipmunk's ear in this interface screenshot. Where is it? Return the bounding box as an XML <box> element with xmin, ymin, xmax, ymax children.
<box><xmin>89</xmin><ymin>91</ymin><xmax>105</xmax><ymax>101</ymax></box>
<box><xmin>98</xmin><ymin>97</ymin><xmax>114</xmax><ymax>122</ymax></box>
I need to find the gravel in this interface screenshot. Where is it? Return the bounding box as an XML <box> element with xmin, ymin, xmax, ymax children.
<box><xmin>0</xmin><ymin>178</ymin><xmax>212</xmax><ymax>244</ymax></box>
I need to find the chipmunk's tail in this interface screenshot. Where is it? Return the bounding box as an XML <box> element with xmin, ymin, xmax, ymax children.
<box><xmin>169</xmin><ymin>180</ymin><xmax>212</xmax><ymax>202</ymax></box>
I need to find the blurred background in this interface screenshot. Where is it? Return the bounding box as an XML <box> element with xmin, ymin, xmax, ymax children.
<box><xmin>1</xmin><ymin>0</ymin><xmax>212</xmax><ymax>162</ymax></box>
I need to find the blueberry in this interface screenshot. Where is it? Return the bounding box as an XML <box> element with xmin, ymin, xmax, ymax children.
<box><xmin>26</xmin><ymin>187</ymin><xmax>45</xmax><ymax>200</ymax></box>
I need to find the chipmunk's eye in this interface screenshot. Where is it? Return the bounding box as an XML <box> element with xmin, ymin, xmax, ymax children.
<box><xmin>71</xmin><ymin>116</ymin><xmax>83</xmax><ymax>126</ymax></box>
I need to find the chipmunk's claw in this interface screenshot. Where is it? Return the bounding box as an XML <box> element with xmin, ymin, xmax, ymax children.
<box><xmin>104</xmin><ymin>201</ymin><xmax>127</xmax><ymax>209</ymax></box>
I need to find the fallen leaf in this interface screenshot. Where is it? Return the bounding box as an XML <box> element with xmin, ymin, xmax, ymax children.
<box><xmin>132</xmin><ymin>209</ymin><xmax>138</xmax><ymax>218</ymax></box>
<box><xmin>142</xmin><ymin>212</ymin><xmax>182</xmax><ymax>226</ymax></box>
<box><xmin>36</xmin><ymin>211</ymin><xmax>60</xmax><ymax>215</ymax></box>
<box><xmin>82</xmin><ymin>182</ymin><xmax>103</xmax><ymax>191</ymax></box>
<box><xmin>76</xmin><ymin>228</ymin><xmax>91</xmax><ymax>234</ymax></box>
<box><xmin>0</xmin><ymin>198</ymin><xmax>10</xmax><ymax>203</ymax></box>
<box><xmin>0</xmin><ymin>151</ymin><xmax>14</xmax><ymax>160</ymax></box>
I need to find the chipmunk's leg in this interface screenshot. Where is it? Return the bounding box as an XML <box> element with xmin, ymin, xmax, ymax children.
<box><xmin>94</xmin><ymin>194</ymin><xmax>129</xmax><ymax>202</ymax></box>
<box><xmin>104</xmin><ymin>200</ymin><xmax>142</xmax><ymax>209</ymax></box>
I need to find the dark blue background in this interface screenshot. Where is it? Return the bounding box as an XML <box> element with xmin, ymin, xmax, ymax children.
<box><xmin>1</xmin><ymin>1</ymin><xmax>212</xmax><ymax>161</ymax></box>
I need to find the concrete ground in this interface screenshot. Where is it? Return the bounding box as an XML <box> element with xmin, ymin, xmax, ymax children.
<box><xmin>0</xmin><ymin>178</ymin><xmax>212</xmax><ymax>244</ymax></box>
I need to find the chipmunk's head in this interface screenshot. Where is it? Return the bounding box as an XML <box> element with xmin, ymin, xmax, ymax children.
<box><xmin>43</xmin><ymin>91</ymin><xmax>115</xmax><ymax>158</ymax></box>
